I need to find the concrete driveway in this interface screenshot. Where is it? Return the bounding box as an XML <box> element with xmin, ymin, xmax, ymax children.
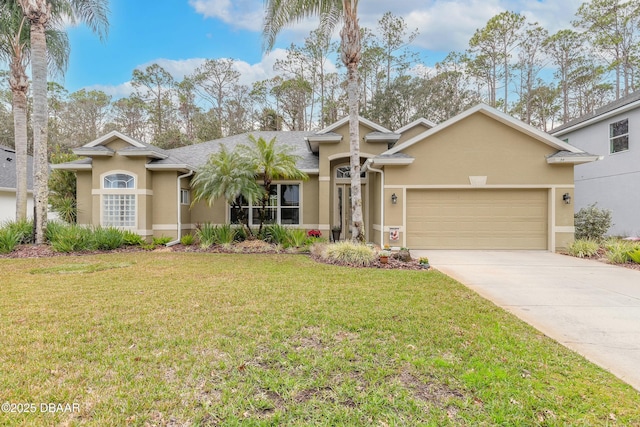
<box><xmin>411</xmin><ymin>250</ymin><xmax>640</xmax><ymax>391</ymax></box>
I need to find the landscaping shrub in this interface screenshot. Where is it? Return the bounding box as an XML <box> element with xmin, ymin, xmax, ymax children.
<box><xmin>603</xmin><ymin>239</ymin><xmax>633</xmax><ymax>264</ymax></box>
<box><xmin>0</xmin><ymin>228</ymin><xmax>21</xmax><ymax>253</ymax></box>
<box><xmin>123</xmin><ymin>230</ymin><xmax>145</xmax><ymax>246</ymax></box>
<box><xmin>567</xmin><ymin>239</ymin><xmax>600</xmax><ymax>258</ymax></box>
<box><xmin>92</xmin><ymin>226</ymin><xmax>125</xmax><ymax>250</ymax></box>
<box><xmin>3</xmin><ymin>219</ymin><xmax>34</xmax><ymax>244</ymax></box>
<box><xmin>213</xmin><ymin>224</ymin><xmax>236</xmax><ymax>245</ymax></box>
<box><xmin>287</xmin><ymin>228</ymin><xmax>307</xmax><ymax>247</ymax></box>
<box><xmin>196</xmin><ymin>223</ymin><xmax>216</xmax><ymax>248</ymax></box>
<box><xmin>575</xmin><ymin>203</ymin><xmax>612</xmax><ymax>241</ymax></box>
<box><xmin>50</xmin><ymin>224</ymin><xmax>94</xmax><ymax>253</ymax></box>
<box><xmin>45</xmin><ymin>221</ymin><xmax>65</xmax><ymax>243</ymax></box>
<box><xmin>628</xmin><ymin>249</ymin><xmax>640</xmax><ymax>264</ymax></box>
<box><xmin>322</xmin><ymin>241</ymin><xmax>377</xmax><ymax>267</ymax></box>
<box><xmin>180</xmin><ymin>234</ymin><xmax>195</xmax><ymax>245</ymax></box>
<box><xmin>152</xmin><ymin>236</ymin><xmax>172</xmax><ymax>246</ymax></box>
<box><xmin>263</xmin><ymin>224</ymin><xmax>290</xmax><ymax>246</ymax></box>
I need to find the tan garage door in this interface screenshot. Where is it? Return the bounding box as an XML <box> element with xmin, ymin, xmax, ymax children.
<box><xmin>406</xmin><ymin>189</ymin><xmax>548</xmax><ymax>249</ymax></box>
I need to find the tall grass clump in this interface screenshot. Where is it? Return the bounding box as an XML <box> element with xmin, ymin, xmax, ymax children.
<box><xmin>92</xmin><ymin>226</ymin><xmax>125</xmax><ymax>250</ymax></box>
<box><xmin>628</xmin><ymin>249</ymin><xmax>640</xmax><ymax>264</ymax></box>
<box><xmin>263</xmin><ymin>224</ymin><xmax>290</xmax><ymax>246</ymax></box>
<box><xmin>0</xmin><ymin>228</ymin><xmax>21</xmax><ymax>253</ymax></box>
<box><xmin>196</xmin><ymin>223</ymin><xmax>216</xmax><ymax>248</ymax></box>
<box><xmin>567</xmin><ymin>239</ymin><xmax>600</xmax><ymax>258</ymax></box>
<box><xmin>180</xmin><ymin>234</ymin><xmax>194</xmax><ymax>245</ymax></box>
<box><xmin>322</xmin><ymin>241</ymin><xmax>377</xmax><ymax>267</ymax></box>
<box><xmin>2</xmin><ymin>219</ymin><xmax>34</xmax><ymax>244</ymax></box>
<box><xmin>213</xmin><ymin>224</ymin><xmax>235</xmax><ymax>245</ymax></box>
<box><xmin>287</xmin><ymin>228</ymin><xmax>308</xmax><ymax>248</ymax></box>
<box><xmin>603</xmin><ymin>239</ymin><xmax>634</xmax><ymax>264</ymax></box>
<box><xmin>49</xmin><ymin>224</ymin><xmax>94</xmax><ymax>253</ymax></box>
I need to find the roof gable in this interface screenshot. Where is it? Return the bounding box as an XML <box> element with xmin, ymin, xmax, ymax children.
<box><xmin>394</xmin><ymin>117</ymin><xmax>436</xmax><ymax>134</ymax></box>
<box><xmin>317</xmin><ymin>115</ymin><xmax>394</xmax><ymax>134</ymax></box>
<box><xmin>386</xmin><ymin>103</ymin><xmax>585</xmax><ymax>156</ymax></box>
<box><xmin>84</xmin><ymin>130</ymin><xmax>147</xmax><ymax>148</ymax></box>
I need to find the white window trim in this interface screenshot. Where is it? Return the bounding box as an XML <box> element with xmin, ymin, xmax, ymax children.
<box><xmin>180</xmin><ymin>188</ymin><xmax>190</xmax><ymax>205</ymax></box>
<box><xmin>229</xmin><ymin>182</ymin><xmax>302</xmax><ymax>226</ymax></box>
<box><xmin>609</xmin><ymin>118</ymin><xmax>629</xmax><ymax>154</ymax></box>
<box><xmin>100</xmin><ymin>170</ymin><xmax>139</xmax><ymax>229</ymax></box>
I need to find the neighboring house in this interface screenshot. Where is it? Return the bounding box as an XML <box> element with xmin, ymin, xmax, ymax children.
<box><xmin>53</xmin><ymin>103</ymin><xmax>598</xmax><ymax>251</ymax></box>
<box><xmin>0</xmin><ymin>145</ymin><xmax>34</xmax><ymax>223</ymax></box>
<box><xmin>551</xmin><ymin>91</ymin><xmax>640</xmax><ymax>237</ymax></box>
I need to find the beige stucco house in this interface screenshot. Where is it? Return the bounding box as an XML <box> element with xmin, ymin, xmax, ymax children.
<box><xmin>53</xmin><ymin>103</ymin><xmax>599</xmax><ymax>251</ymax></box>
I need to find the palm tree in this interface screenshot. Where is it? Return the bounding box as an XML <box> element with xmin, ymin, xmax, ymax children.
<box><xmin>239</xmin><ymin>135</ymin><xmax>308</xmax><ymax>234</ymax></box>
<box><xmin>263</xmin><ymin>0</ymin><xmax>366</xmax><ymax>242</ymax></box>
<box><xmin>0</xmin><ymin>1</ymin><xmax>68</xmax><ymax>221</ymax></box>
<box><xmin>191</xmin><ymin>146</ymin><xmax>263</xmax><ymax>238</ymax></box>
<box><xmin>17</xmin><ymin>0</ymin><xmax>109</xmax><ymax>243</ymax></box>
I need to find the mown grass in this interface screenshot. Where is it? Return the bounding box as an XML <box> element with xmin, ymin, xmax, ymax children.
<box><xmin>0</xmin><ymin>253</ymin><xmax>638</xmax><ymax>426</ymax></box>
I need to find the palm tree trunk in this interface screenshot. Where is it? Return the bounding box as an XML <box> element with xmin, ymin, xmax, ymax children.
<box><xmin>10</xmin><ymin>70</ymin><xmax>29</xmax><ymax>221</ymax></box>
<box><xmin>341</xmin><ymin>1</ymin><xmax>364</xmax><ymax>243</ymax></box>
<box><xmin>20</xmin><ymin>0</ymin><xmax>50</xmax><ymax>243</ymax></box>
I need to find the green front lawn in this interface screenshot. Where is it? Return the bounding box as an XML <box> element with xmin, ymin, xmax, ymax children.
<box><xmin>1</xmin><ymin>253</ymin><xmax>638</xmax><ymax>426</ymax></box>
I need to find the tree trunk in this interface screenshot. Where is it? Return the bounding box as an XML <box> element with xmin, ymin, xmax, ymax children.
<box><xmin>340</xmin><ymin>1</ymin><xmax>365</xmax><ymax>243</ymax></box>
<box><xmin>9</xmin><ymin>60</ymin><xmax>29</xmax><ymax>221</ymax></box>
<box><xmin>20</xmin><ymin>0</ymin><xmax>50</xmax><ymax>244</ymax></box>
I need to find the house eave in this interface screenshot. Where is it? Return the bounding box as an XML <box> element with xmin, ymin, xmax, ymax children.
<box><xmin>546</xmin><ymin>155</ymin><xmax>603</xmax><ymax>165</ymax></box>
<box><xmin>72</xmin><ymin>148</ymin><xmax>114</xmax><ymax>157</ymax></box>
<box><xmin>145</xmin><ymin>163</ymin><xmax>195</xmax><ymax>172</ymax></box>
<box><xmin>119</xmin><ymin>151</ymin><xmax>169</xmax><ymax>160</ymax></box>
<box><xmin>364</xmin><ymin>133</ymin><xmax>401</xmax><ymax>143</ymax></box>
<box><xmin>552</xmin><ymin>99</ymin><xmax>640</xmax><ymax>137</ymax></box>
<box><xmin>370</xmin><ymin>158</ymin><xmax>415</xmax><ymax>166</ymax></box>
<box><xmin>50</xmin><ymin>163</ymin><xmax>93</xmax><ymax>170</ymax></box>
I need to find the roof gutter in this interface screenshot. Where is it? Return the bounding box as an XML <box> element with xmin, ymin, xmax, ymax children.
<box><xmin>167</xmin><ymin>169</ymin><xmax>194</xmax><ymax>246</ymax></box>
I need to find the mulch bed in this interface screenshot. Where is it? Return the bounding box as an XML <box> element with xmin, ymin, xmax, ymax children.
<box><xmin>0</xmin><ymin>243</ymin><xmax>428</xmax><ymax>270</ymax></box>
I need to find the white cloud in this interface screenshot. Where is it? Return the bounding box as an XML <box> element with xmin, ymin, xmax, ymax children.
<box><xmin>188</xmin><ymin>0</ymin><xmax>264</xmax><ymax>31</ymax></box>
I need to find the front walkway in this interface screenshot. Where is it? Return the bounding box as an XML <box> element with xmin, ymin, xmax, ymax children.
<box><xmin>411</xmin><ymin>250</ymin><xmax>640</xmax><ymax>391</ymax></box>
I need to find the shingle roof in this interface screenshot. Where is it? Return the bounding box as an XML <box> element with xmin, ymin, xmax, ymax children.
<box><xmin>551</xmin><ymin>90</ymin><xmax>640</xmax><ymax>134</ymax></box>
<box><xmin>0</xmin><ymin>145</ymin><xmax>33</xmax><ymax>190</ymax></box>
<box><xmin>164</xmin><ymin>131</ymin><xmax>318</xmax><ymax>171</ymax></box>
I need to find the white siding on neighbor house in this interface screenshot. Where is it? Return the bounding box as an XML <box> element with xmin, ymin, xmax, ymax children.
<box><xmin>0</xmin><ymin>190</ymin><xmax>35</xmax><ymax>223</ymax></box>
<box><xmin>564</xmin><ymin>109</ymin><xmax>640</xmax><ymax>236</ymax></box>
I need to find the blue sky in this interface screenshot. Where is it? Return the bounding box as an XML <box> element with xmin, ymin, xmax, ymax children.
<box><xmin>57</xmin><ymin>0</ymin><xmax>584</xmax><ymax>98</ymax></box>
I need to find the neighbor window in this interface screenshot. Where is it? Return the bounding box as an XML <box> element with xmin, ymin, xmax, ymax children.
<box><xmin>610</xmin><ymin>119</ymin><xmax>629</xmax><ymax>153</ymax></box>
<box><xmin>230</xmin><ymin>184</ymin><xmax>300</xmax><ymax>225</ymax></box>
<box><xmin>180</xmin><ymin>189</ymin><xmax>190</xmax><ymax>205</ymax></box>
<box><xmin>102</xmin><ymin>173</ymin><xmax>136</xmax><ymax>227</ymax></box>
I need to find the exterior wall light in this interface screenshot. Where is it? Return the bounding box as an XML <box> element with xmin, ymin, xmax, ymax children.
<box><xmin>563</xmin><ymin>193</ymin><xmax>571</xmax><ymax>204</ymax></box>
<box><xmin>391</xmin><ymin>193</ymin><xmax>398</xmax><ymax>204</ymax></box>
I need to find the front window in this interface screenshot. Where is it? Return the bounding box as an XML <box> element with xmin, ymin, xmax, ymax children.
<box><xmin>102</xmin><ymin>173</ymin><xmax>136</xmax><ymax>227</ymax></box>
<box><xmin>230</xmin><ymin>184</ymin><xmax>300</xmax><ymax>225</ymax></box>
<box><xmin>610</xmin><ymin>119</ymin><xmax>629</xmax><ymax>153</ymax></box>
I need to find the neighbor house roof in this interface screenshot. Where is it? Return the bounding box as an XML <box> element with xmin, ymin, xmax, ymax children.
<box><xmin>0</xmin><ymin>145</ymin><xmax>34</xmax><ymax>191</ymax></box>
<box><xmin>551</xmin><ymin>90</ymin><xmax>640</xmax><ymax>136</ymax></box>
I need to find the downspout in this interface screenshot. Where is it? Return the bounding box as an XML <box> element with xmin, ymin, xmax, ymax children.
<box><xmin>363</xmin><ymin>158</ymin><xmax>385</xmax><ymax>247</ymax></box>
<box><xmin>167</xmin><ymin>169</ymin><xmax>194</xmax><ymax>246</ymax></box>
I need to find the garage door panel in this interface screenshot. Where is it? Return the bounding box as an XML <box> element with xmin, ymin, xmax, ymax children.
<box><xmin>407</xmin><ymin>189</ymin><xmax>548</xmax><ymax>249</ymax></box>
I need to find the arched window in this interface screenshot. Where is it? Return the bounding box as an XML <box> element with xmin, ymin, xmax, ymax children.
<box><xmin>102</xmin><ymin>173</ymin><xmax>136</xmax><ymax>227</ymax></box>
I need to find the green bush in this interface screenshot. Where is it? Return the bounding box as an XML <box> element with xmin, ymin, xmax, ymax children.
<box><xmin>180</xmin><ymin>234</ymin><xmax>195</xmax><ymax>245</ymax></box>
<box><xmin>287</xmin><ymin>228</ymin><xmax>307</xmax><ymax>247</ymax></box>
<box><xmin>322</xmin><ymin>241</ymin><xmax>377</xmax><ymax>267</ymax></box>
<box><xmin>50</xmin><ymin>224</ymin><xmax>94</xmax><ymax>253</ymax></box>
<box><xmin>574</xmin><ymin>203</ymin><xmax>612</xmax><ymax>241</ymax></box>
<box><xmin>152</xmin><ymin>236</ymin><xmax>172</xmax><ymax>246</ymax></box>
<box><xmin>628</xmin><ymin>249</ymin><xmax>640</xmax><ymax>264</ymax></box>
<box><xmin>196</xmin><ymin>223</ymin><xmax>217</xmax><ymax>248</ymax></box>
<box><xmin>213</xmin><ymin>224</ymin><xmax>235</xmax><ymax>245</ymax></box>
<box><xmin>603</xmin><ymin>239</ymin><xmax>634</xmax><ymax>264</ymax></box>
<box><xmin>45</xmin><ymin>221</ymin><xmax>64</xmax><ymax>243</ymax></box>
<box><xmin>2</xmin><ymin>219</ymin><xmax>34</xmax><ymax>244</ymax></box>
<box><xmin>123</xmin><ymin>231</ymin><xmax>145</xmax><ymax>246</ymax></box>
<box><xmin>567</xmin><ymin>239</ymin><xmax>600</xmax><ymax>258</ymax></box>
<box><xmin>263</xmin><ymin>224</ymin><xmax>290</xmax><ymax>246</ymax></box>
<box><xmin>92</xmin><ymin>226</ymin><xmax>125</xmax><ymax>250</ymax></box>
<box><xmin>0</xmin><ymin>228</ymin><xmax>21</xmax><ymax>254</ymax></box>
